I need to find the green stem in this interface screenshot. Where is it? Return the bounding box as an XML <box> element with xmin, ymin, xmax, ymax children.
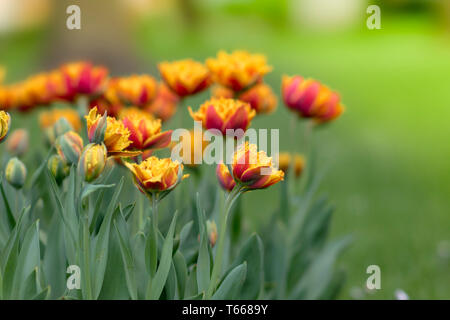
<box><xmin>150</xmin><ymin>194</ymin><xmax>159</xmax><ymax>278</ymax></box>
<box><xmin>82</xmin><ymin>216</ymin><xmax>93</xmax><ymax>299</ymax></box>
<box><xmin>206</xmin><ymin>186</ymin><xmax>242</xmax><ymax>298</ymax></box>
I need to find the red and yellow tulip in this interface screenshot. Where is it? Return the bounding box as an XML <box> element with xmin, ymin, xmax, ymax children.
<box><xmin>120</xmin><ymin>107</ymin><xmax>172</xmax><ymax>151</ymax></box>
<box><xmin>231</xmin><ymin>142</ymin><xmax>284</xmax><ymax>189</ymax></box>
<box><xmin>282</xmin><ymin>75</ymin><xmax>344</xmax><ymax>122</ymax></box>
<box><xmin>60</xmin><ymin>61</ymin><xmax>108</xmax><ymax>100</ymax></box>
<box><xmin>206</xmin><ymin>50</ymin><xmax>272</xmax><ymax>92</ymax></box>
<box><xmin>112</xmin><ymin>75</ymin><xmax>158</xmax><ymax>107</ymax></box>
<box><xmin>159</xmin><ymin>59</ymin><xmax>211</xmax><ymax>97</ymax></box>
<box><xmin>124</xmin><ymin>156</ymin><xmax>188</xmax><ymax>194</ymax></box>
<box><xmin>188</xmin><ymin>98</ymin><xmax>255</xmax><ymax>135</ymax></box>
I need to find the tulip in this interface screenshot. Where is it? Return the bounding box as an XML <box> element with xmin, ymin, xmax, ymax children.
<box><xmin>120</xmin><ymin>108</ymin><xmax>172</xmax><ymax>151</ymax></box>
<box><xmin>124</xmin><ymin>156</ymin><xmax>188</xmax><ymax>195</ymax></box>
<box><xmin>5</xmin><ymin>157</ymin><xmax>27</xmax><ymax>189</ymax></box>
<box><xmin>188</xmin><ymin>98</ymin><xmax>256</xmax><ymax>136</ymax></box>
<box><xmin>6</xmin><ymin>129</ymin><xmax>29</xmax><ymax>157</ymax></box>
<box><xmin>145</xmin><ymin>83</ymin><xmax>178</xmax><ymax>122</ymax></box>
<box><xmin>48</xmin><ymin>154</ymin><xmax>70</xmax><ymax>185</ymax></box>
<box><xmin>113</xmin><ymin>75</ymin><xmax>158</xmax><ymax>107</ymax></box>
<box><xmin>207</xmin><ymin>141</ymin><xmax>283</xmax><ymax>299</ymax></box>
<box><xmin>232</xmin><ymin>142</ymin><xmax>284</xmax><ymax>190</ymax></box>
<box><xmin>77</xmin><ymin>143</ymin><xmax>107</xmax><ymax>182</ymax></box>
<box><xmin>282</xmin><ymin>75</ymin><xmax>344</xmax><ymax>122</ymax></box>
<box><xmin>0</xmin><ymin>110</ymin><xmax>11</xmax><ymax>144</ymax></box>
<box><xmin>56</xmin><ymin>131</ymin><xmax>84</xmax><ymax>165</ymax></box>
<box><xmin>60</xmin><ymin>61</ymin><xmax>108</xmax><ymax>100</ymax></box>
<box><xmin>216</xmin><ymin>163</ymin><xmax>236</xmax><ymax>192</ymax></box>
<box><xmin>158</xmin><ymin>59</ymin><xmax>211</xmax><ymax>97</ymax></box>
<box><xmin>85</xmin><ymin>107</ymin><xmax>139</xmax><ymax>157</ymax></box>
<box><xmin>206</xmin><ymin>50</ymin><xmax>272</xmax><ymax>92</ymax></box>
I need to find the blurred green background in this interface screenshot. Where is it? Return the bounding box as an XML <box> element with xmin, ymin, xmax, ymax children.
<box><xmin>1</xmin><ymin>0</ymin><xmax>450</xmax><ymax>299</ymax></box>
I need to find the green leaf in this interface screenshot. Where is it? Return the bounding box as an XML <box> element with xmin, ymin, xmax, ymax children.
<box><xmin>173</xmin><ymin>250</ymin><xmax>187</xmax><ymax>300</ymax></box>
<box><xmin>31</xmin><ymin>286</ymin><xmax>51</xmax><ymax>300</ymax></box>
<box><xmin>114</xmin><ymin>219</ymin><xmax>138</xmax><ymax>300</ymax></box>
<box><xmin>92</xmin><ymin>177</ymin><xmax>124</xmax><ymax>299</ymax></box>
<box><xmin>21</xmin><ymin>267</ymin><xmax>39</xmax><ymax>299</ymax></box>
<box><xmin>11</xmin><ymin>220</ymin><xmax>41</xmax><ymax>299</ymax></box>
<box><xmin>185</xmin><ymin>292</ymin><xmax>204</xmax><ymax>300</ymax></box>
<box><xmin>164</xmin><ymin>261</ymin><xmax>178</xmax><ymax>300</ymax></box>
<box><xmin>0</xmin><ymin>176</ymin><xmax>15</xmax><ymax>231</ymax></box>
<box><xmin>211</xmin><ymin>262</ymin><xmax>247</xmax><ymax>300</ymax></box>
<box><xmin>229</xmin><ymin>233</ymin><xmax>264</xmax><ymax>300</ymax></box>
<box><xmin>196</xmin><ymin>194</ymin><xmax>210</xmax><ymax>294</ymax></box>
<box><xmin>147</xmin><ymin>211</ymin><xmax>178</xmax><ymax>300</ymax></box>
<box><xmin>81</xmin><ymin>183</ymin><xmax>115</xmax><ymax>203</ymax></box>
<box><xmin>289</xmin><ymin>235</ymin><xmax>352</xmax><ymax>299</ymax></box>
<box><xmin>43</xmin><ymin>214</ymin><xmax>67</xmax><ymax>298</ymax></box>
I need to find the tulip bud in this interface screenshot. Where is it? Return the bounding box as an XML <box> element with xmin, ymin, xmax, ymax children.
<box><xmin>47</xmin><ymin>154</ymin><xmax>70</xmax><ymax>185</ymax></box>
<box><xmin>56</xmin><ymin>131</ymin><xmax>84</xmax><ymax>165</ymax></box>
<box><xmin>77</xmin><ymin>143</ymin><xmax>107</xmax><ymax>182</ymax></box>
<box><xmin>87</xmin><ymin>111</ymin><xmax>107</xmax><ymax>144</ymax></box>
<box><xmin>0</xmin><ymin>111</ymin><xmax>11</xmax><ymax>144</ymax></box>
<box><xmin>53</xmin><ymin>117</ymin><xmax>73</xmax><ymax>139</ymax></box>
<box><xmin>206</xmin><ymin>220</ymin><xmax>218</xmax><ymax>247</ymax></box>
<box><xmin>6</xmin><ymin>129</ymin><xmax>29</xmax><ymax>157</ymax></box>
<box><xmin>5</xmin><ymin>157</ymin><xmax>27</xmax><ymax>189</ymax></box>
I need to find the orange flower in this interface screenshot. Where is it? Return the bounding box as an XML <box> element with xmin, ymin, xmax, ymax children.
<box><xmin>120</xmin><ymin>107</ymin><xmax>172</xmax><ymax>151</ymax></box>
<box><xmin>145</xmin><ymin>83</ymin><xmax>179</xmax><ymax>122</ymax></box>
<box><xmin>206</xmin><ymin>50</ymin><xmax>272</xmax><ymax>92</ymax></box>
<box><xmin>158</xmin><ymin>59</ymin><xmax>211</xmax><ymax>97</ymax></box>
<box><xmin>282</xmin><ymin>75</ymin><xmax>344</xmax><ymax>122</ymax></box>
<box><xmin>85</xmin><ymin>107</ymin><xmax>138</xmax><ymax>157</ymax></box>
<box><xmin>60</xmin><ymin>61</ymin><xmax>108</xmax><ymax>100</ymax></box>
<box><xmin>124</xmin><ymin>156</ymin><xmax>188</xmax><ymax>194</ymax></box>
<box><xmin>231</xmin><ymin>142</ymin><xmax>284</xmax><ymax>189</ymax></box>
<box><xmin>188</xmin><ymin>98</ymin><xmax>255</xmax><ymax>135</ymax></box>
<box><xmin>216</xmin><ymin>163</ymin><xmax>236</xmax><ymax>192</ymax></box>
<box><xmin>39</xmin><ymin>108</ymin><xmax>82</xmax><ymax>132</ymax></box>
<box><xmin>112</xmin><ymin>75</ymin><xmax>158</xmax><ymax>107</ymax></box>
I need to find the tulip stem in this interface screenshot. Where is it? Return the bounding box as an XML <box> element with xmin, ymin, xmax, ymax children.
<box><xmin>206</xmin><ymin>185</ymin><xmax>243</xmax><ymax>299</ymax></box>
<box><xmin>150</xmin><ymin>194</ymin><xmax>159</xmax><ymax>278</ymax></box>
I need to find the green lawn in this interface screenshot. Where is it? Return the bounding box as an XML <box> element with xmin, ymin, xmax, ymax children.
<box><xmin>2</xmin><ymin>13</ymin><xmax>450</xmax><ymax>299</ymax></box>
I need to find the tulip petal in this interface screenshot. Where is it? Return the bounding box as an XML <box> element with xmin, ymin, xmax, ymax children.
<box><xmin>205</xmin><ymin>104</ymin><xmax>224</xmax><ymax>131</ymax></box>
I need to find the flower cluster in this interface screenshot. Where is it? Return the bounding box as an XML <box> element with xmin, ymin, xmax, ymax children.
<box><xmin>208</xmin><ymin>50</ymin><xmax>277</xmax><ymax>115</ymax></box>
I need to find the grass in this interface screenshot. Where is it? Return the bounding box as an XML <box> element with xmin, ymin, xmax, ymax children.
<box><xmin>2</xmin><ymin>12</ymin><xmax>450</xmax><ymax>299</ymax></box>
